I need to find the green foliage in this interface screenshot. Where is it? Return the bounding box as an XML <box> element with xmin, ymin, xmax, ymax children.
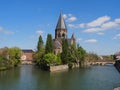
<box><xmin>110</xmin><ymin>55</ymin><xmax>114</xmax><ymax>60</ymax></box>
<box><xmin>9</xmin><ymin>47</ymin><xmax>21</xmax><ymax>67</ymax></box>
<box><xmin>85</xmin><ymin>53</ymin><xmax>100</xmax><ymax>62</ymax></box>
<box><xmin>61</xmin><ymin>39</ymin><xmax>69</xmax><ymax>64</ymax></box>
<box><xmin>61</xmin><ymin>40</ymin><xmax>87</xmax><ymax>66</ymax></box>
<box><xmin>0</xmin><ymin>47</ymin><xmax>21</xmax><ymax>70</ymax></box>
<box><xmin>68</xmin><ymin>62</ymin><xmax>73</xmax><ymax>69</ymax></box>
<box><xmin>45</xmin><ymin>34</ymin><xmax>53</xmax><ymax>54</ymax></box>
<box><xmin>68</xmin><ymin>44</ymin><xmax>87</xmax><ymax>66</ymax></box>
<box><xmin>33</xmin><ymin>35</ymin><xmax>45</xmax><ymax>66</ymax></box>
<box><xmin>102</xmin><ymin>55</ymin><xmax>114</xmax><ymax>61</ymax></box>
<box><xmin>69</xmin><ymin>44</ymin><xmax>78</xmax><ymax>62</ymax></box>
<box><xmin>33</xmin><ymin>48</ymin><xmax>45</xmax><ymax>65</ymax></box>
<box><xmin>56</xmin><ymin>53</ymin><xmax>62</xmax><ymax>65</ymax></box>
<box><xmin>43</xmin><ymin>53</ymin><xmax>59</xmax><ymax>66</ymax></box>
<box><xmin>77</xmin><ymin>45</ymin><xmax>87</xmax><ymax>61</ymax></box>
<box><xmin>37</xmin><ymin>35</ymin><xmax>44</xmax><ymax>51</ymax></box>
<box><xmin>0</xmin><ymin>47</ymin><xmax>9</xmax><ymax>58</ymax></box>
<box><xmin>0</xmin><ymin>55</ymin><xmax>8</xmax><ymax>68</ymax></box>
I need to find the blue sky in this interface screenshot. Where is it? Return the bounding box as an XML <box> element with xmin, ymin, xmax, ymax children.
<box><xmin>0</xmin><ymin>0</ymin><xmax>120</xmax><ymax>55</ymax></box>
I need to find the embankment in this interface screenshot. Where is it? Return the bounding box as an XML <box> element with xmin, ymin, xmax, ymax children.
<box><xmin>114</xmin><ymin>60</ymin><xmax>120</xmax><ymax>72</ymax></box>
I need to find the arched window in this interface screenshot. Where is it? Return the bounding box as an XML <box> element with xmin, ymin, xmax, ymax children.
<box><xmin>62</xmin><ymin>33</ymin><xmax>65</xmax><ymax>37</ymax></box>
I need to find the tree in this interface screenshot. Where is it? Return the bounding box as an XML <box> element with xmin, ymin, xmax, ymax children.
<box><xmin>0</xmin><ymin>54</ymin><xmax>8</xmax><ymax>70</ymax></box>
<box><xmin>77</xmin><ymin>45</ymin><xmax>87</xmax><ymax>66</ymax></box>
<box><xmin>9</xmin><ymin>47</ymin><xmax>21</xmax><ymax>67</ymax></box>
<box><xmin>61</xmin><ymin>39</ymin><xmax>69</xmax><ymax>64</ymax></box>
<box><xmin>1</xmin><ymin>47</ymin><xmax>9</xmax><ymax>59</ymax></box>
<box><xmin>85</xmin><ymin>53</ymin><xmax>99</xmax><ymax>62</ymax></box>
<box><xmin>33</xmin><ymin>48</ymin><xmax>45</xmax><ymax>65</ymax></box>
<box><xmin>33</xmin><ymin>35</ymin><xmax>45</xmax><ymax>66</ymax></box>
<box><xmin>37</xmin><ymin>35</ymin><xmax>44</xmax><ymax>52</ymax></box>
<box><xmin>69</xmin><ymin>44</ymin><xmax>78</xmax><ymax>63</ymax></box>
<box><xmin>45</xmin><ymin>34</ymin><xmax>53</xmax><ymax>54</ymax></box>
<box><xmin>43</xmin><ymin>53</ymin><xmax>58</xmax><ymax>66</ymax></box>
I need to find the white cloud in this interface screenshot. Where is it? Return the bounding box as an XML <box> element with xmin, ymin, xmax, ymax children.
<box><xmin>115</xmin><ymin>18</ymin><xmax>120</xmax><ymax>23</ymax></box>
<box><xmin>83</xmin><ymin>28</ymin><xmax>102</xmax><ymax>33</ymax></box>
<box><xmin>97</xmin><ymin>32</ymin><xmax>104</xmax><ymax>35</ymax></box>
<box><xmin>101</xmin><ymin>21</ymin><xmax>118</xmax><ymax>29</ymax></box>
<box><xmin>63</xmin><ymin>13</ymin><xmax>77</xmax><ymax>22</ymax></box>
<box><xmin>63</xmin><ymin>14</ymin><xmax>67</xmax><ymax>19</ymax></box>
<box><xmin>68</xmin><ymin>23</ymin><xmax>85</xmax><ymax>28</ymax></box>
<box><xmin>113</xmin><ymin>34</ymin><xmax>120</xmax><ymax>39</ymax></box>
<box><xmin>36</xmin><ymin>30</ymin><xmax>44</xmax><ymax>36</ymax></box>
<box><xmin>0</xmin><ymin>26</ymin><xmax>3</xmax><ymax>31</ymax></box>
<box><xmin>87</xmin><ymin>16</ymin><xmax>110</xmax><ymax>27</ymax></box>
<box><xmin>85</xmin><ymin>39</ymin><xmax>97</xmax><ymax>43</ymax></box>
<box><xmin>0</xmin><ymin>26</ymin><xmax>14</xmax><ymax>35</ymax></box>
<box><xmin>67</xmin><ymin>16</ymin><xmax>77</xmax><ymax>22</ymax></box>
<box><xmin>68</xmin><ymin>24</ymin><xmax>75</xmax><ymax>28</ymax></box>
<box><xmin>83</xmin><ymin>17</ymin><xmax>120</xmax><ymax>33</ymax></box>
<box><xmin>67</xmin><ymin>15</ymin><xmax>120</xmax><ymax>37</ymax></box>
<box><xmin>78</xmin><ymin>23</ymin><xmax>85</xmax><ymax>28</ymax></box>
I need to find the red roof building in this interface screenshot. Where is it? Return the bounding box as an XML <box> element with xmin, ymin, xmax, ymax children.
<box><xmin>21</xmin><ymin>49</ymin><xmax>34</xmax><ymax>64</ymax></box>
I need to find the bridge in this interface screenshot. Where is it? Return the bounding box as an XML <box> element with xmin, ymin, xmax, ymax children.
<box><xmin>90</xmin><ymin>61</ymin><xmax>115</xmax><ymax>65</ymax></box>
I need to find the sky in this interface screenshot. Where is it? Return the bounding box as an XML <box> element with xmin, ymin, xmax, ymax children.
<box><xmin>0</xmin><ymin>0</ymin><xmax>120</xmax><ymax>55</ymax></box>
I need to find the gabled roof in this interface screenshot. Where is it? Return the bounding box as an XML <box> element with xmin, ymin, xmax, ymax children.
<box><xmin>56</xmin><ymin>12</ymin><xmax>67</xmax><ymax>30</ymax></box>
<box><xmin>22</xmin><ymin>49</ymin><xmax>34</xmax><ymax>53</ymax></box>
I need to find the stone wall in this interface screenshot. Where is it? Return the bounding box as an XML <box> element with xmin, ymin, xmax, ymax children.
<box><xmin>50</xmin><ymin>64</ymin><xmax>80</xmax><ymax>72</ymax></box>
<box><xmin>72</xmin><ymin>63</ymin><xmax>79</xmax><ymax>68</ymax></box>
<box><xmin>50</xmin><ymin>65</ymin><xmax>68</xmax><ymax>72</ymax></box>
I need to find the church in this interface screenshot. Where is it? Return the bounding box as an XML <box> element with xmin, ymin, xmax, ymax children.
<box><xmin>53</xmin><ymin>13</ymin><xmax>76</xmax><ymax>54</ymax></box>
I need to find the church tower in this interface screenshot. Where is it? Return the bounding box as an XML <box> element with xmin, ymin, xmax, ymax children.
<box><xmin>53</xmin><ymin>12</ymin><xmax>76</xmax><ymax>54</ymax></box>
<box><xmin>55</xmin><ymin>12</ymin><xmax>67</xmax><ymax>39</ymax></box>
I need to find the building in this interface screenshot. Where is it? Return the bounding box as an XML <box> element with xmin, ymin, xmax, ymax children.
<box><xmin>21</xmin><ymin>49</ymin><xmax>34</xmax><ymax>64</ymax></box>
<box><xmin>115</xmin><ymin>52</ymin><xmax>120</xmax><ymax>60</ymax></box>
<box><xmin>53</xmin><ymin>12</ymin><xmax>76</xmax><ymax>54</ymax></box>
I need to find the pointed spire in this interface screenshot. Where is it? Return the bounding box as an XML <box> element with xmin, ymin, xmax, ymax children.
<box><xmin>71</xmin><ymin>33</ymin><xmax>75</xmax><ymax>39</ymax></box>
<box><xmin>56</xmin><ymin>12</ymin><xmax>67</xmax><ymax>30</ymax></box>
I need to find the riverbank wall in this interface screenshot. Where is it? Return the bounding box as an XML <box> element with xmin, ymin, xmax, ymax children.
<box><xmin>49</xmin><ymin>64</ymin><xmax>79</xmax><ymax>72</ymax></box>
<box><xmin>50</xmin><ymin>65</ymin><xmax>68</xmax><ymax>72</ymax></box>
<box><xmin>114</xmin><ymin>60</ymin><xmax>120</xmax><ymax>72</ymax></box>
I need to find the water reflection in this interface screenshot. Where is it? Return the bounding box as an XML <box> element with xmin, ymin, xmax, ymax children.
<box><xmin>0</xmin><ymin>67</ymin><xmax>20</xmax><ymax>90</ymax></box>
<box><xmin>0</xmin><ymin>65</ymin><xmax>120</xmax><ymax>90</ymax></box>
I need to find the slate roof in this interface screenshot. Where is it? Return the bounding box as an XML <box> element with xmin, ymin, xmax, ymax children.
<box><xmin>22</xmin><ymin>49</ymin><xmax>34</xmax><ymax>53</ymax></box>
<box><xmin>53</xmin><ymin>39</ymin><xmax>62</xmax><ymax>48</ymax></box>
<box><xmin>53</xmin><ymin>38</ymin><xmax>73</xmax><ymax>49</ymax></box>
<box><xmin>56</xmin><ymin>12</ymin><xmax>67</xmax><ymax>30</ymax></box>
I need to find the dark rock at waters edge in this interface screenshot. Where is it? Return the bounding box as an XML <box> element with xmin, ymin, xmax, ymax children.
<box><xmin>114</xmin><ymin>60</ymin><xmax>120</xmax><ymax>72</ymax></box>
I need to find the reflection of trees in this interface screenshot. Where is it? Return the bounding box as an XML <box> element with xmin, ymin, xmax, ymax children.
<box><xmin>0</xmin><ymin>67</ymin><xmax>20</xmax><ymax>90</ymax></box>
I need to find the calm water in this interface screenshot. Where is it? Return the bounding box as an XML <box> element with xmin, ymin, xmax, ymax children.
<box><xmin>0</xmin><ymin>65</ymin><xmax>120</xmax><ymax>90</ymax></box>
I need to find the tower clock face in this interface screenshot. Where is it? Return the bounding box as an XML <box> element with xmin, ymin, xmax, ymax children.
<box><xmin>21</xmin><ymin>55</ymin><xmax>26</xmax><ymax>60</ymax></box>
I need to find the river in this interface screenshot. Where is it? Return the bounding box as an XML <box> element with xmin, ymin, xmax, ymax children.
<box><xmin>0</xmin><ymin>65</ymin><xmax>120</xmax><ymax>90</ymax></box>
